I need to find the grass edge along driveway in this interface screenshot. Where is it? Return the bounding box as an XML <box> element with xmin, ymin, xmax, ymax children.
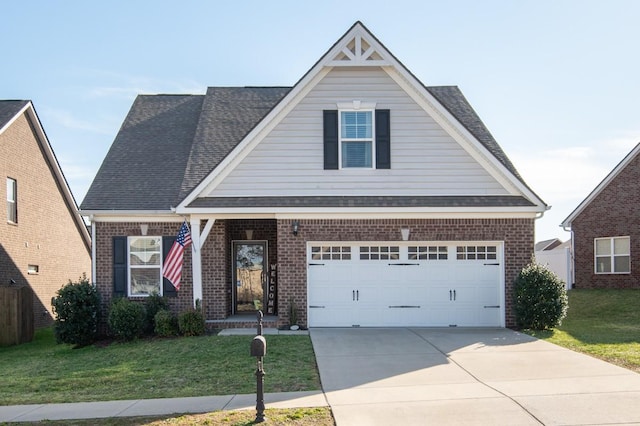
<box><xmin>526</xmin><ymin>288</ymin><xmax>640</xmax><ymax>374</ymax></box>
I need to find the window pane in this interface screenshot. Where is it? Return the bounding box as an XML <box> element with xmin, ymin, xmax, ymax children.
<box><xmin>130</xmin><ymin>237</ymin><xmax>161</xmax><ymax>265</ymax></box>
<box><xmin>595</xmin><ymin>239</ymin><xmax>611</xmax><ymax>255</ymax></box>
<box><xmin>341</xmin><ymin>111</ymin><xmax>372</xmax><ymax>139</ymax></box>
<box><xmin>130</xmin><ymin>268</ymin><xmax>161</xmax><ymax>296</ymax></box>
<box><xmin>596</xmin><ymin>257</ymin><xmax>611</xmax><ymax>273</ymax></box>
<box><xmin>342</xmin><ymin>141</ymin><xmax>372</xmax><ymax>167</ymax></box>
<box><xmin>6</xmin><ymin>178</ymin><xmax>16</xmax><ymax>223</ymax></box>
<box><xmin>614</xmin><ymin>256</ymin><xmax>630</xmax><ymax>273</ymax></box>
<box><xmin>614</xmin><ymin>237</ymin><xmax>630</xmax><ymax>255</ymax></box>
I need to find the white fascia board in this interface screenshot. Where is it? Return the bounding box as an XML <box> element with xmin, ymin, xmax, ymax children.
<box><xmin>561</xmin><ymin>142</ymin><xmax>640</xmax><ymax>228</ymax></box>
<box><xmin>0</xmin><ymin>102</ymin><xmax>30</xmax><ymax>135</ymax></box>
<box><xmin>83</xmin><ymin>211</ymin><xmax>181</xmax><ymax>223</ymax></box>
<box><xmin>383</xmin><ymin>67</ymin><xmax>546</xmax><ymax>209</ymax></box>
<box><xmin>178</xmin><ymin>206</ymin><xmax>541</xmax><ymax>218</ymax></box>
<box><xmin>177</xmin><ymin>66</ymin><xmax>333</xmax><ymax>209</ymax></box>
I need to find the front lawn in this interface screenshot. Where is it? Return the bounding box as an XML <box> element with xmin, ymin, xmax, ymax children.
<box><xmin>527</xmin><ymin>288</ymin><xmax>640</xmax><ymax>373</ymax></box>
<box><xmin>0</xmin><ymin>328</ymin><xmax>321</xmax><ymax>405</ymax></box>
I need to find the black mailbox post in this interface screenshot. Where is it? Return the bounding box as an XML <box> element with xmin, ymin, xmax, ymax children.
<box><xmin>251</xmin><ymin>311</ymin><xmax>266</xmax><ymax>423</ymax></box>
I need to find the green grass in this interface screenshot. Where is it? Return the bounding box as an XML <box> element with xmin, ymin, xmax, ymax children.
<box><xmin>0</xmin><ymin>328</ymin><xmax>321</xmax><ymax>405</ymax></box>
<box><xmin>526</xmin><ymin>289</ymin><xmax>640</xmax><ymax>372</ymax></box>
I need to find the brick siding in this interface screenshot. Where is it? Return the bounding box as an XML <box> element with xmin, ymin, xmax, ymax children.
<box><xmin>0</xmin><ymin>112</ymin><xmax>91</xmax><ymax>328</ymax></box>
<box><xmin>571</xmin><ymin>152</ymin><xmax>640</xmax><ymax>288</ymax></box>
<box><xmin>95</xmin><ymin>217</ymin><xmax>534</xmax><ymax>329</ymax></box>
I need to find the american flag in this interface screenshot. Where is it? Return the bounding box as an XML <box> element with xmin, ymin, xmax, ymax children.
<box><xmin>162</xmin><ymin>221</ymin><xmax>192</xmax><ymax>290</ymax></box>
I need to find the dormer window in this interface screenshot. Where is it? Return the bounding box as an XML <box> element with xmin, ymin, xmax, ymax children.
<box><xmin>340</xmin><ymin>110</ymin><xmax>373</xmax><ymax>168</ymax></box>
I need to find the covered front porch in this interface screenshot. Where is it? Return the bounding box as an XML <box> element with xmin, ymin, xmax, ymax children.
<box><xmin>189</xmin><ymin>217</ymin><xmax>295</xmax><ymax>329</ymax></box>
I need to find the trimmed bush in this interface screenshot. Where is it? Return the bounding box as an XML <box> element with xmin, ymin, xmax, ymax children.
<box><xmin>154</xmin><ymin>309</ymin><xmax>178</xmax><ymax>337</ymax></box>
<box><xmin>514</xmin><ymin>262</ymin><xmax>568</xmax><ymax>330</ymax></box>
<box><xmin>108</xmin><ymin>298</ymin><xmax>146</xmax><ymax>341</ymax></box>
<box><xmin>178</xmin><ymin>309</ymin><xmax>206</xmax><ymax>337</ymax></box>
<box><xmin>144</xmin><ymin>293</ymin><xmax>169</xmax><ymax>335</ymax></box>
<box><xmin>51</xmin><ymin>274</ymin><xmax>100</xmax><ymax>348</ymax></box>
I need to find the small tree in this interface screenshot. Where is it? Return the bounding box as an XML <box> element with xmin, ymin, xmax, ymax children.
<box><xmin>514</xmin><ymin>262</ymin><xmax>568</xmax><ymax>330</ymax></box>
<box><xmin>108</xmin><ymin>297</ymin><xmax>146</xmax><ymax>341</ymax></box>
<box><xmin>51</xmin><ymin>274</ymin><xmax>100</xmax><ymax>348</ymax></box>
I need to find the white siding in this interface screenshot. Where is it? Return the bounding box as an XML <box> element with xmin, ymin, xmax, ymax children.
<box><xmin>206</xmin><ymin>67</ymin><xmax>508</xmax><ymax>198</ymax></box>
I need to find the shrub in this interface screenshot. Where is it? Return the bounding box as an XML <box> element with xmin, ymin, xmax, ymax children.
<box><xmin>51</xmin><ymin>274</ymin><xmax>100</xmax><ymax>348</ymax></box>
<box><xmin>144</xmin><ymin>293</ymin><xmax>169</xmax><ymax>335</ymax></box>
<box><xmin>514</xmin><ymin>262</ymin><xmax>568</xmax><ymax>330</ymax></box>
<box><xmin>108</xmin><ymin>298</ymin><xmax>146</xmax><ymax>341</ymax></box>
<box><xmin>154</xmin><ymin>309</ymin><xmax>178</xmax><ymax>337</ymax></box>
<box><xmin>178</xmin><ymin>308</ymin><xmax>206</xmax><ymax>337</ymax></box>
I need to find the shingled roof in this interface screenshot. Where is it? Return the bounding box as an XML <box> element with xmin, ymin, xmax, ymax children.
<box><xmin>80</xmin><ymin>85</ymin><xmax>528</xmax><ymax>211</ymax></box>
<box><xmin>0</xmin><ymin>100</ymin><xmax>29</xmax><ymax>130</ymax></box>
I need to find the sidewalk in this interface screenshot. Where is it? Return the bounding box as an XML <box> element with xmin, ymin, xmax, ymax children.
<box><xmin>0</xmin><ymin>391</ymin><xmax>328</xmax><ymax>422</ymax></box>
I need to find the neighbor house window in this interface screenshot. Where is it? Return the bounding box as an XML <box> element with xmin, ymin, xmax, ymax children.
<box><xmin>128</xmin><ymin>236</ymin><xmax>162</xmax><ymax>296</ymax></box>
<box><xmin>595</xmin><ymin>236</ymin><xmax>630</xmax><ymax>274</ymax></box>
<box><xmin>7</xmin><ymin>178</ymin><xmax>17</xmax><ymax>223</ymax></box>
<box><xmin>340</xmin><ymin>110</ymin><xmax>373</xmax><ymax>168</ymax></box>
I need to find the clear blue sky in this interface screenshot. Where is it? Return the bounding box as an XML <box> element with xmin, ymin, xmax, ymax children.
<box><xmin>3</xmin><ymin>1</ymin><xmax>639</xmax><ymax>242</ymax></box>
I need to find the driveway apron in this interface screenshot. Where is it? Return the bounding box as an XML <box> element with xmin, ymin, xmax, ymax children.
<box><xmin>310</xmin><ymin>327</ymin><xmax>640</xmax><ymax>426</ymax></box>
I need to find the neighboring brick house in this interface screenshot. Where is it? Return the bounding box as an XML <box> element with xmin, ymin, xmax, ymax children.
<box><xmin>80</xmin><ymin>22</ymin><xmax>547</xmax><ymax>329</ymax></box>
<box><xmin>561</xmin><ymin>142</ymin><xmax>640</xmax><ymax>289</ymax></box>
<box><xmin>1</xmin><ymin>100</ymin><xmax>91</xmax><ymax>328</ymax></box>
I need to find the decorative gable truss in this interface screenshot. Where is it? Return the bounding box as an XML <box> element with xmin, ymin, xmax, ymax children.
<box><xmin>328</xmin><ymin>32</ymin><xmax>390</xmax><ymax>66</ymax></box>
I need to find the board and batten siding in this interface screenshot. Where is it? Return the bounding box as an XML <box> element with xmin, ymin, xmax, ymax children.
<box><xmin>206</xmin><ymin>67</ymin><xmax>508</xmax><ymax>198</ymax></box>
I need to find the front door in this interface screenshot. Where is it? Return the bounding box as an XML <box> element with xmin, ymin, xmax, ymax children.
<box><xmin>233</xmin><ymin>241</ymin><xmax>267</xmax><ymax>314</ymax></box>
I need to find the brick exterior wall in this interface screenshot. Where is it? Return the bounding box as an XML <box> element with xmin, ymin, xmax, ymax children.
<box><xmin>95</xmin><ymin>217</ymin><xmax>534</xmax><ymax>329</ymax></box>
<box><xmin>94</xmin><ymin>222</ymin><xmax>194</xmax><ymax>331</ymax></box>
<box><xmin>571</xmin><ymin>151</ymin><xmax>640</xmax><ymax>289</ymax></box>
<box><xmin>0</xmin><ymin>112</ymin><xmax>91</xmax><ymax>328</ymax></box>
<box><xmin>276</xmin><ymin>218</ymin><xmax>535</xmax><ymax>328</ymax></box>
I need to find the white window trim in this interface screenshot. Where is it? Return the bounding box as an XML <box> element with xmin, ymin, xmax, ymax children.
<box><xmin>338</xmin><ymin>108</ymin><xmax>376</xmax><ymax>170</ymax></box>
<box><xmin>594</xmin><ymin>236</ymin><xmax>630</xmax><ymax>274</ymax></box>
<box><xmin>127</xmin><ymin>236</ymin><xmax>163</xmax><ymax>297</ymax></box>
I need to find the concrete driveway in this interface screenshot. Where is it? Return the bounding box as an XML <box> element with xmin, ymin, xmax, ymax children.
<box><xmin>310</xmin><ymin>328</ymin><xmax>640</xmax><ymax>425</ymax></box>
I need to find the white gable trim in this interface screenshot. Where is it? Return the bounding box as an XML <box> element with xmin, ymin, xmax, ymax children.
<box><xmin>178</xmin><ymin>21</ymin><xmax>545</xmax><ymax>212</ymax></box>
<box><xmin>561</xmin><ymin>142</ymin><xmax>640</xmax><ymax>228</ymax></box>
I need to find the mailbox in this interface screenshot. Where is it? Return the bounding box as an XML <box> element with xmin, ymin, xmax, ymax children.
<box><xmin>251</xmin><ymin>335</ymin><xmax>267</xmax><ymax>357</ymax></box>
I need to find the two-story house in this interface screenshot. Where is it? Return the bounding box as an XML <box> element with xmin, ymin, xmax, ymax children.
<box><xmin>80</xmin><ymin>22</ymin><xmax>547</xmax><ymax>329</ymax></box>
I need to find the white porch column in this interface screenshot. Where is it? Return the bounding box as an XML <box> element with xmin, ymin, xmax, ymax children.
<box><xmin>190</xmin><ymin>218</ymin><xmax>203</xmax><ymax>307</ymax></box>
<box><xmin>190</xmin><ymin>218</ymin><xmax>215</xmax><ymax>308</ymax></box>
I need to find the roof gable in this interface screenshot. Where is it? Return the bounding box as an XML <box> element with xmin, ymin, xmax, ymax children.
<box><xmin>562</xmin><ymin>142</ymin><xmax>640</xmax><ymax>227</ymax></box>
<box><xmin>177</xmin><ymin>21</ymin><xmax>545</xmax><ymax>211</ymax></box>
<box><xmin>0</xmin><ymin>100</ymin><xmax>91</xmax><ymax>249</ymax></box>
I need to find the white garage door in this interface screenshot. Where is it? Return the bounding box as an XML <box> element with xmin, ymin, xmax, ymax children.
<box><xmin>307</xmin><ymin>242</ymin><xmax>504</xmax><ymax>327</ymax></box>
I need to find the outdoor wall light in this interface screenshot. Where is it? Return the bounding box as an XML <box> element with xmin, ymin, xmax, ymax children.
<box><xmin>292</xmin><ymin>220</ymin><xmax>300</xmax><ymax>236</ymax></box>
<box><xmin>140</xmin><ymin>223</ymin><xmax>149</xmax><ymax>236</ymax></box>
<box><xmin>400</xmin><ymin>226</ymin><xmax>410</xmax><ymax>241</ymax></box>
<box><xmin>245</xmin><ymin>229</ymin><xmax>254</xmax><ymax>240</ymax></box>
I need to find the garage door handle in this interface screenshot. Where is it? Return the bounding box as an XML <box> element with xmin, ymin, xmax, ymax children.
<box><xmin>484</xmin><ymin>305</ymin><xmax>500</xmax><ymax>308</ymax></box>
<box><xmin>308</xmin><ymin>263</ymin><xmax>325</xmax><ymax>266</ymax></box>
<box><xmin>309</xmin><ymin>305</ymin><xmax>325</xmax><ymax>309</ymax></box>
<box><xmin>389</xmin><ymin>305</ymin><xmax>420</xmax><ymax>308</ymax></box>
<box><xmin>484</xmin><ymin>263</ymin><xmax>500</xmax><ymax>266</ymax></box>
<box><xmin>388</xmin><ymin>263</ymin><xmax>420</xmax><ymax>266</ymax></box>
<box><xmin>353</xmin><ymin>290</ymin><xmax>355</xmax><ymax>301</ymax></box>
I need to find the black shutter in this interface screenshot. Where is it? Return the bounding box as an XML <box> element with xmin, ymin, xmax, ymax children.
<box><xmin>162</xmin><ymin>236</ymin><xmax>177</xmax><ymax>297</ymax></box>
<box><xmin>376</xmin><ymin>109</ymin><xmax>391</xmax><ymax>169</ymax></box>
<box><xmin>323</xmin><ymin>110</ymin><xmax>339</xmax><ymax>170</ymax></box>
<box><xmin>113</xmin><ymin>236</ymin><xmax>127</xmax><ymax>297</ymax></box>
